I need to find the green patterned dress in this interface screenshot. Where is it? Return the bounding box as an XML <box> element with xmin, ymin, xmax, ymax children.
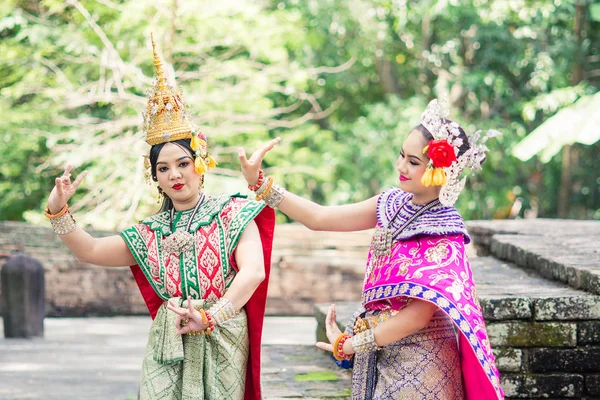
<box><xmin>119</xmin><ymin>195</ymin><xmax>271</xmax><ymax>400</ymax></box>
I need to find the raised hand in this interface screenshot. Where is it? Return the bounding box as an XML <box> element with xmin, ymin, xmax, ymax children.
<box><xmin>237</xmin><ymin>137</ymin><xmax>281</xmax><ymax>186</ymax></box>
<box><xmin>47</xmin><ymin>165</ymin><xmax>88</xmax><ymax>214</ymax></box>
<box><xmin>316</xmin><ymin>304</ymin><xmax>343</xmax><ymax>353</ymax></box>
<box><xmin>166</xmin><ymin>296</ymin><xmax>208</xmax><ymax>335</ymax></box>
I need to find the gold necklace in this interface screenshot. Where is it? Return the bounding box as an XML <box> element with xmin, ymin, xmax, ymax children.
<box><xmin>162</xmin><ymin>194</ymin><xmax>205</xmax><ymax>255</ymax></box>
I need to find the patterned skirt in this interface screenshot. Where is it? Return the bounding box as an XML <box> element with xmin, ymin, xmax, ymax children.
<box><xmin>351</xmin><ymin>310</ymin><xmax>464</xmax><ymax>400</ymax></box>
<box><xmin>139</xmin><ymin>301</ymin><xmax>249</xmax><ymax>400</ymax></box>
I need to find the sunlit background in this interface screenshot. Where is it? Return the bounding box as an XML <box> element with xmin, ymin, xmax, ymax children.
<box><xmin>1</xmin><ymin>0</ymin><xmax>599</xmax><ymax>230</ymax></box>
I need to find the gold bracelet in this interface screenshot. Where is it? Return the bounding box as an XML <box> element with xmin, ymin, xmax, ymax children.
<box><xmin>333</xmin><ymin>333</ymin><xmax>352</xmax><ymax>361</ymax></box>
<box><xmin>49</xmin><ymin>211</ymin><xmax>77</xmax><ymax>235</ymax></box>
<box><xmin>256</xmin><ymin>177</ymin><xmax>274</xmax><ymax>201</ymax></box>
<box><xmin>351</xmin><ymin>328</ymin><xmax>380</xmax><ymax>354</ymax></box>
<box><xmin>207</xmin><ymin>297</ymin><xmax>238</xmax><ymax>326</ymax></box>
<box><xmin>263</xmin><ymin>182</ymin><xmax>286</xmax><ymax>208</ymax></box>
<box><xmin>44</xmin><ymin>204</ymin><xmax>69</xmax><ymax>219</ymax></box>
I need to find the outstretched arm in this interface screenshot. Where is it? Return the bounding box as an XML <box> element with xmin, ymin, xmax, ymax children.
<box><xmin>47</xmin><ymin>165</ymin><xmax>136</xmax><ymax>267</ymax></box>
<box><xmin>239</xmin><ymin>138</ymin><xmax>378</xmax><ymax>232</ymax></box>
<box><xmin>275</xmin><ymin>192</ymin><xmax>378</xmax><ymax>232</ymax></box>
<box><xmin>57</xmin><ymin>229</ymin><xmax>136</xmax><ymax>267</ymax></box>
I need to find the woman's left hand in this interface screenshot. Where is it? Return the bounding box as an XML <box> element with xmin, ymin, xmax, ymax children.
<box><xmin>167</xmin><ymin>296</ymin><xmax>208</xmax><ymax>335</ymax></box>
<box><xmin>316</xmin><ymin>304</ymin><xmax>343</xmax><ymax>352</ymax></box>
<box><xmin>238</xmin><ymin>137</ymin><xmax>281</xmax><ymax>187</ymax></box>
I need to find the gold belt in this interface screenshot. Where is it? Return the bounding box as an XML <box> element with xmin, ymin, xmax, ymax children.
<box><xmin>353</xmin><ymin>309</ymin><xmax>399</xmax><ymax>335</ymax></box>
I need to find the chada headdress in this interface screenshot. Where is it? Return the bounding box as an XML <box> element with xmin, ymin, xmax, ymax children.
<box><xmin>142</xmin><ymin>33</ymin><xmax>216</xmax><ymax>178</ymax></box>
<box><xmin>420</xmin><ymin>98</ymin><xmax>500</xmax><ymax>206</ymax></box>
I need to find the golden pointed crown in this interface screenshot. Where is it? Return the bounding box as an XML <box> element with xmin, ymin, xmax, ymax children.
<box><xmin>143</xmin><ymin>33</ymin><xmax>195</xmax><ymax>146</ymax></box>
<box><xmin>143</xmin><ymin>34</ymin><xmax>216</xmax><ymax>175</ymax></box>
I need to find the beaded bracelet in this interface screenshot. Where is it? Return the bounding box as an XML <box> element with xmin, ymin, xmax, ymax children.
<box><xmin>333</xmin><ymin>333</ymin><xmax>352</xmax><ymax>361</ymax></box>
<box><xmin>203</xmin><ymin>311</ymin><xmax>216</xmax><ymax>335</ymax></box>
<box><xmin>248</xmin><ymin>169</ymin><xmax>265</xmax><ymax>191</ymax></box>
<box><xmin>255</xmin><ymin>175</ymin><xmax>272</xmax><ymax>196</ymax></box>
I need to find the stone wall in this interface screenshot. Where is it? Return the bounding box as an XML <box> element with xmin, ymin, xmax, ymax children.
<box><xmin>0</xmin><ymin>221</ymin><xmax>372</xmax><ymax>316</ymax></box>
<box><xmin>466</xmin><ymin>219</ymin><xmax>600</xmax><ymax>399</ymax></box>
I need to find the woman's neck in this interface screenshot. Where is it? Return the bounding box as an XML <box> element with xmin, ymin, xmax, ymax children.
<box><xmin>410</xmin><ymin>191</ymin><xmax>440</xmax><ymax>205</ymax></box>
<box><xmin>172</xmin><ymin>193</ymin><xmax>202</xmax><ymax>211</ymax></box>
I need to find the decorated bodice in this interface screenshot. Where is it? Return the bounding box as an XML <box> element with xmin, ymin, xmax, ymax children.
<box><xmin>363</xmin><ymin>190</ymin><xmax>504</xmax><ymax>399</ymax></box>
<box><xmin>120</xmin><ymin>195</ymin><xmax>266</xmax><ymax>302</ymax></box>
<box><xmin>367</xmin><ymin>187</ymin><xmax>471</xmax><ymax>311</ymax></box>
<box><xmin>376</xmin><ymin>187</ymin><xmax>470</xmax><ymax>243</ymax></box>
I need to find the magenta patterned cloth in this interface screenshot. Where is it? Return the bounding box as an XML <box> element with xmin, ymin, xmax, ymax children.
<box><xmin>362</xmin><ymin>190</ymin><xmax>504</xmax><ymax>400</ymax></box>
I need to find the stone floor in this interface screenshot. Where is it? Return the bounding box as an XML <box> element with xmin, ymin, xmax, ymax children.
<box><xmin>0</xmin><ymin>316</ymin><xmax>351</xmax><ymax>400</ymax></box>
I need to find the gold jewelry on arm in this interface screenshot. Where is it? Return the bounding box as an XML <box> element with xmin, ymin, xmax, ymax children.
<box><xmin>254</xmin><ymin>175</ymin><xmax>286</xmax><ymax>208</ymax></box>
<box><xmin>351</xmin><ymin>328</ymin><xmax>380</xmax><ymax>354</ymax></box>
<box><xmin>333</xmin><ymin>333</ymin><xmax>352</xmax><ymax>361</ymax></box>
<box><xmin>263</xmin><ymin>182</ymin><xmax>286</xmax><ymax>208</ymax></box>
<box><xmin>207</xmin><ymin>297</ymin><xmax>238</xmax><ymax>326</ymax></box>
<box><xmin>255</xmin><ymin>176</ymin><xmax>274</xmax><ymax>201</ymax></box>
<box><xmin>44</xmin><ymin>204</ymin><xmax>69</xmax><ymax>219</ymax></box>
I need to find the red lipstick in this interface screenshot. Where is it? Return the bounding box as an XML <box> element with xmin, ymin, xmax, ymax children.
<box><xmin>400</xmin><ymin>175</ymin><xmax>410</xmax><ymax>182</ymax></box>
<box><xmin>172</xmin><ymin>183</ymin><xmax>184</xmax><ymax>190</ymax></box>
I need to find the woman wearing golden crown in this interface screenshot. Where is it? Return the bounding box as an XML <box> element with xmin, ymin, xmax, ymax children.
<box><xmin>239</xmin><ymin>99</ymin><xmax>505</xmax><ymax>400</ymax></box>
<box><xmin>44</xmin><ymin>35</ymin><xmax>274</xmax><ymax>400</ymax></box>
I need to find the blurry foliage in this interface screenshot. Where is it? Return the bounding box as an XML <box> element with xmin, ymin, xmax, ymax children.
<box><xmin>0</xmin><ymin>0</ymin><xmax>599</xmax><ymax>226</ymax></box>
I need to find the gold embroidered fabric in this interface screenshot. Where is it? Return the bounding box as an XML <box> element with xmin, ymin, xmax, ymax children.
<box><xmin>139</xmin><ymin>302</ymin><xmax>249</xmax><ymax>400</ymax></box>
<box><xmin>351</xmin><ymin>310</ymin><xmax>464</xmax><ymax>400</ymax></box>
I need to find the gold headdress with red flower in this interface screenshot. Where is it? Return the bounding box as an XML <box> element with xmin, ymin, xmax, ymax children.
<box><xmin>143</xmin><ymin>33</ymin><xmax>216</xmax><ymax>176</ymax></box>
<box><xmin>419</xmin><ymin>98</ymin><xmax>500</xmax><ymax>206</ymax></box>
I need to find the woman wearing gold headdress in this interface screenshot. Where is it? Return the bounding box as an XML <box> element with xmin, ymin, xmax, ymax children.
<box><xmin>44</xmin><ymin>35</ymin><xmax>274</xmax><ymax>400</ymax></box>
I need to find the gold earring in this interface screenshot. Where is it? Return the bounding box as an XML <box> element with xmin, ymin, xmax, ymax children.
<box><xmin>157</xmin><ymin>186</ymin><xmax>164</xmax><ymax>204</ymax></box>
<box><xmin>199</xmin><ymin>175</ymin><xmax>205</xmax><ymax>192</ymax></box>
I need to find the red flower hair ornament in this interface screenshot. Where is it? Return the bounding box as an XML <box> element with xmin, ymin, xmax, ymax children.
<box><xmin>419</xmin><ymin>98</ymin><xmax>500</xmax><ymax>204</ymax></box>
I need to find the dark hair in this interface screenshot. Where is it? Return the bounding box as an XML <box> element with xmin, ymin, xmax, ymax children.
<box><xmin>150</xmin><ymin>139</ymin><xmax>196</xmax><ymax>212</ymax></box>
<box><xmin>412</xmin><ymin>120</ymin><xmax>471</xmax><ymax>158</ymax></box>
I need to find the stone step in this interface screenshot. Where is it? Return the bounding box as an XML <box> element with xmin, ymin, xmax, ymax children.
<box><xmin>467</xmin><ymin>219</ymin><xmax>600</xmax><ymax>295</ymax></box>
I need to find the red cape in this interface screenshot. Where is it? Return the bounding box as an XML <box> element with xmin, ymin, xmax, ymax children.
<box><xmin>130</xmin><ymin>206</ymin><xmax>275</xmax><ymax>400</ymax></box>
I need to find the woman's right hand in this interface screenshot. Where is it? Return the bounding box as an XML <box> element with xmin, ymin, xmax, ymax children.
<box><xmin>316</xmin><ymin>304</ymin><xmax>344</xmax><ymax>353</ymax></box>
<box><xmin>237</xmin><ymin>137</ymin><xmax>281</xmax><ymax>186</ymax></box>
<box><xmin>47</xmin><ymin>165</ymin><xmax>87</xmax><ymax>214</ymax></box>
<box><xmin>167</xmin><ymin>296</ymin><xmax>209</xmax><ymax>335</ymax></box>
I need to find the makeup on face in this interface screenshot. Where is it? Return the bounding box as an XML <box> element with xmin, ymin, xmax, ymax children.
<box><xmin>155</xmin><ymin>144</ymin><xmax>198</xmax><ymax>191</ymax></box>
<box><xmin>395</xmin><ymin>132</ymin><xmax>443</xmax><ymax>204</ymax></box>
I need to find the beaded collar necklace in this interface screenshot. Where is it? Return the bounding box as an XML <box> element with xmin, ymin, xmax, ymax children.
<box><xmin>162</xmin><ymin>193</ymin><xmax>205</xmax><ymax>255</ymax></box>
<box><xmin>371</xmin><ymin>196</ymin><xmax>440</xmax><ymax>257</ymax></box>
